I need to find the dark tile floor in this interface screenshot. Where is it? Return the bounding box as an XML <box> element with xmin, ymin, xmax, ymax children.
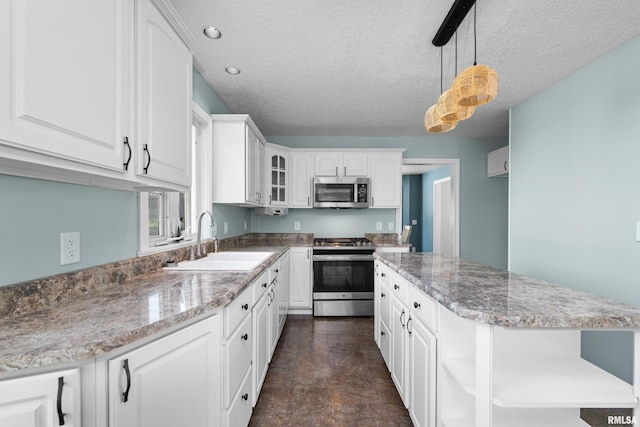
<box><xmin>249</xmin><ymin>315</ymin><xmax>413</xmax><ymax>427</ymax></box>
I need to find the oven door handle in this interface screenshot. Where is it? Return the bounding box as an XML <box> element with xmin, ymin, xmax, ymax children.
<box><xmin>313</xmin><ymin>254</ymin><xmax>374</xmax><ymax>262</ymax></box>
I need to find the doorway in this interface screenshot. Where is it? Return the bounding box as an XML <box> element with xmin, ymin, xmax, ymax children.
<box><xmin>401</xmin><ymin>159</ymin><xmax>459</xmax><ymax>256</ymax></box>
<box><xmin>433</xmin><ymin>177</ymin><xmax>454</xmax><ymax>256</ymax></box>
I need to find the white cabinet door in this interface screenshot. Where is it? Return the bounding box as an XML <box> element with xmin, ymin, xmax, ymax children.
<box><xmin>252</xmin><ymin>290</ymin><xmax>270</xmax><ymax>406</ymax></box>
<box><xmin>277</xmin><ymin>252</ymin><xmax>291</xmax><ymax>335</ymax></box>
<box><xmin>257</xmin><ymin>136</ymin><xmax>267</xmax><ymax>205</ymax></box>
<box><xmin>291</xmin><ymin>152</ymin><xmax>313</xmax><ymax>207</ymax></box>
<box><xmin>289</xmin><ymin>247</ymin><xmax>313</xmax><ymax>309</ymax></box>
<box><xmin>314</xmin><ymin>152</ymin><xmax>368</xmax><ymax>177</ymax></box>
<box><xmin>223</xmin><ymin>313</ymin><xmax>252</xmax><ymax>409</ymax></box>
<box><xmin>342</xmin><ymin>152</ymin><xmax>368</xmax><ymax>176</ymax></box>
<box><xmin>0</xmin><ymin>369</ymin><xmax>80</xmax><ymax>427</ymax></box>
<box><xmin>0</xmin><ymin>0</ymin><xmax>129</xmax><ymax>172</ymax></box>
<box><xmin>408</xmin><ymin>316</ymin><xmax>437</xmax><ymax>427</ymax></box>
<box><xmin>487</xmin><ymin>145</ymin><xmax>509</xmax><ymax>177</ymax></box>
<box><xmin>135</xmin><ymin>0</ymin><xmax>192</xmax><ymax>188</ymax></box>
<box><xmin>314</xmin><ymin>153</ymin><xmax>341</xmax><ymax>177</ymax></box>
<box><xmin>370</xmin><ymin>152</ymin><xmax>402</xmax><ymax>208</ymax></box>
<box><xmin>267</xmin><ymin>145</ymin><xmax>289</xmax><ymax>206</ymax></box>
<box><xmin>268</xmin><ymin>282</ymin><xmax>279</xmax><ymax>360</ymax></box>
<box><xmin>391</xmin><ymin>296</ymin><xmax>409</xmax><ymax>406</ymax></box>
<box><xmin>108</xmin><ymin>315</ymin><xmax>220</xmax><ymax>427</ymax></box>
<box><xmin>245</xmin><ymin>126</ymin><xmax>259</xmax><ymax>204</ymax></box>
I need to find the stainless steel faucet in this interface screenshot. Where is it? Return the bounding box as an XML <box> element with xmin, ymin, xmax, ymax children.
<box><xmin>195</xmin><ymin>210</ymin><xmax>214</xmax><ymax>259</ymax></box>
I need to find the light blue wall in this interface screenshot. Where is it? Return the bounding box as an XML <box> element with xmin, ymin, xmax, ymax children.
<box><xmin>193</xmin><ymin>68</ymin><xmax>232</xmax><ymax>115</ymax></box>
<box><xmin>252</xmin><ymin>208</ymin><xmax>396</xmax><ymax>237</ymax></box>
<box><xmin>268</xmin><ymin>136</ymin><xmax>508</xmax><ymax>269</ymax></box>
<box><xmin>510</xmin><ymin>35</ymin><xmax>640</xmax><ymax>383</ymax></box>
<box><xmin>421</xmin><ymin>166</ymin><xmax>451</xmax><ymax>252</ymax></box>
<box><xmin>0</xmin><ymin>175</ymin><xmax>137</xmax><ymax>286</ymax></box>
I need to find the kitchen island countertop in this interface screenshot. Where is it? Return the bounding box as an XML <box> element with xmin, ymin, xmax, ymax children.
<box><xmin>375</xmin><ymin>252</ymin><xmax>640</xmax><ymax>328</ymax></box>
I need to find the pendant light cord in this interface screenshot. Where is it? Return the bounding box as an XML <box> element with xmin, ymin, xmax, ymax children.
<box><xmin>440</xmin><ymin>46</ymin><xmax>443</xmax><ymax>94</ymax></box>
<box><xmin>473</xmin><ymin>1</ymin><xmax>477</xmax><ymax>66</ymax></box>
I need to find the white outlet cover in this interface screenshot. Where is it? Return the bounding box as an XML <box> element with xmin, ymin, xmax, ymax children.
<box><xmin>60</xmin><ymin>232</ymin><xmax>80</xmax><ymax>265</ymax></box>
<box><xmin>376</xmin><ymin>222</ymin><xmax>382</xmax><ymax>231</ymax></box>
<box><xmin>388</xmin><ymin>222</ymin><xmax>394</xmax><ymax>230</ymax></box>
<box><xmin>294</xmin><ymin>221</ymin><xmax>301</xmax><ymax>231</ymax></box>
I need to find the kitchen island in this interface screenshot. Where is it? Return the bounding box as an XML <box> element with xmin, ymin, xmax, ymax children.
<box><xmin>374</xmin><ymin>252</ymin><xmax>640</xmax><ymax>427</ymax></box>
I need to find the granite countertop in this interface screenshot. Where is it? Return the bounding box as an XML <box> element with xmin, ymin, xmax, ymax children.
<box><xmin>375</xmin><ymin>252</ymin><xmax>640</xmax><ymax>329</ymax></box>
<box><xmin>0</xmin><ymin>246</ymin><xmax>288</xmax><ymax>374</ymax></box>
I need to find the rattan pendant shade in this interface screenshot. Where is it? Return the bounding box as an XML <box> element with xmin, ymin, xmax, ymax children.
<box><xmin>436</xmin><ymin>89</ymin><xmax>475</xmax><ymax>122</ymax></box>
<box><xmin>425</xmin><ymin>105</ymin><xmax>457</xmax><ymax>133</ymax></box>
<box><xmin>450</xmin><ymin>64</ymin><xmax>499</xmax><ymax>107</ymax></box>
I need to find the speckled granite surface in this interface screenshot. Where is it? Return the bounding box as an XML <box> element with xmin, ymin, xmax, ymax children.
<box><xmin>0</xmin><ymin>234</ymin><xmax>307</xmax><ymax>373</ymax></box>
<box><xmin>375</xmin><ymin>252</ymin><xmax>640</xmax><ymax>328</ymax></box>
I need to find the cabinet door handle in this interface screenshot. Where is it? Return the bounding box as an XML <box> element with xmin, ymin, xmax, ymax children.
<box><xmin>335</xmin><ymin>166</ymin><xmax>338</xmax><ymax>176</ymax></box>
<box><xmin>143</xmin><ymin>144</ymin><xmax>151</xmax><ymax>174</ymax></box>
<box><xmin>123</xmin><ymin>359</ymin><xmax>132</xmax><ymax>403</ymax></box>
<box><xmin>123</xmin><ymin>137</ymin><xmax>132</xmax><ymax>171</ymax></box>
<box><xmin>241</xmin><ymin>333</ymin><xmax>248</xmax><ymax>341</ymax></box>
<box><xmin>307</xmin><ymin>249</ymin><xmax>309</xmax><ymax>259</ymax></box>
<box><xmin>307</xmin><ymin>196</ymin><xmax>310</xmax><ymax>206</ymax></box>
<box><xmin>371</xmin><ymin>196</ymin><xmax>375</xmax><ymax>206</ymax></box>
<box><xmin>504</xmin><ymin>160</ymin><xmax>508</xmax><ymax>170</ymax></box>
<box><xmin>400</xmin><ymin>309</ymin><xmax>406</xmax><ymax>328</ymax></box>
<box><xmin>343</xmin><ymin>166</ymin><xmax>346</xmax><ymax>176</ymax></box>
<box><xmin>269</xmin><ymin>194</ymin><xmax>272</xmax><ymax>204</ymax></box>
<box><xmin>242</xmin><ymin>303</ymin><xmax>249</xmax><ymax>310</ymax></box>
<box><xmin>57</xmin><ymin>376</ymin><xmax>65</xmax><ymax>425</ymax></box>
<box><xmin>242</xmin><ymin>393</ymin><xmax>249</xmax><ymax>401</ymax></box>
<box><xmin>407</xmin><ymin>316</ymin><xmax>413</xmax><ymax>336</ymax></box>
<box><xmin>414</xmin><ymin>302</ymin><xmax>421</xmax><ymax>309</ymax></box>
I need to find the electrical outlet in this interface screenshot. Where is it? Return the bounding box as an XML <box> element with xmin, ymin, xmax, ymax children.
<box><xmin>388</xmin><ymin>222</ymin><xmax>394</xmax><ymax>231</ymax></box>
<box><xmin>223</xmin><ymin>222</ymin><xmax>228</xmax><ymax>235</ymax></box>
<box><xmin>412</xmin><ymin>219</ymin><xmax>418</xmax><ymax>225</ymax></box>
<box><xmin>60</xmin><ymin>232</ymin><xmax>80</xmax><ymax>265</ymax></box>
<box><xmin>294</xmin><ymin>221</ymin><xmax>301</xmax><ymax>231</ymax></box>
<box><xmin>376</xmin><ymin>222</ymin><xmax>382</xmax><ymax>231</ymax></box>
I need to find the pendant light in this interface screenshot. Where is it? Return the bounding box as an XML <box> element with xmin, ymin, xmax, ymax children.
<box><xmin>436</xmin><ymin>29</ymin><xmax>475</xmax><ymax>122</ymax></box>
<box><xmin>450</xmin><ymin>1</ymin><xmax>498</xmax><ymax>107</ymax></box>
<box><xmin>426</xmin><ymin>47</ymin><xmax>457</xmax><ymax>133</ymax></box>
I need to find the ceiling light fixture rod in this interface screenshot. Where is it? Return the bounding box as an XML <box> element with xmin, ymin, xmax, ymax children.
<box><xmin>432</xmin><ymin>0</ymin><xmax>476</xmax><ymax>47</ymax></box>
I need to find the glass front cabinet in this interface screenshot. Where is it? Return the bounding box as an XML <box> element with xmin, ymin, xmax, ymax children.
<box><xmin>267</xmin><ymin>145</ymin><xmax>288</xmax><ymax>206</ymax></box>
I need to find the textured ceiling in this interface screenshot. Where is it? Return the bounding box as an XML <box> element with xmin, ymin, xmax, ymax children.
<box><xmin>168</xmin><ymin>0</ymin><xmax>640</xmax><ymax>138</ymax></box>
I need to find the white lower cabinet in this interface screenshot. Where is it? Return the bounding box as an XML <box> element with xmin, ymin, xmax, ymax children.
<box><xmin>378</xmin><ymin>269</ymin><xmax>437</xmax><ymax>427</ymax></box>
<box><xmin>288</xmin><ymin>247</ymin><xmax>313</xmax><ymax>313</ymax></box>
<box><xmin>0</xmin><ymin>368</ymin><xmax>81</xmax><ymax>427</ymax></box>
<box><xmin>225</xmin><ymin>367</ymin><xmax>252</xmax><ymax>427</ymax></box>
<box><xmin>108</xmin><ymin>315</ymin><xmax>221</xmax><ymax>427</ymax></box>
<box><xmin>252</xmin><ymin>284</ymin><xmax>270</xmax><ymax>406</ymax></box>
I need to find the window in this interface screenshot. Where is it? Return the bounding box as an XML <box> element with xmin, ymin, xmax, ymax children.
<box><xmin>138</xmin><ymin>103</ymin><xmax>212</xmax><ymax>254</ymax></box>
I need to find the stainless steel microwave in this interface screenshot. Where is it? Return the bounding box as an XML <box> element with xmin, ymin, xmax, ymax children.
<box><xmin>313</xmin><ymin>177</ymin><xmax>369</xmax><ymax>208</ymax></box>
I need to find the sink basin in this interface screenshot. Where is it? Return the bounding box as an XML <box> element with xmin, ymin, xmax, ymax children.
<box><xmin>163</xmin><ymin>252</ymin><xmax>274</xmax><ymax>271</ymax></box>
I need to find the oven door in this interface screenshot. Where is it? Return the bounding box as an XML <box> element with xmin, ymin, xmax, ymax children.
<box><xmin>312</xmin><ymin>252</ymin><xmax>374</xmax><ymax>298</ymax></box>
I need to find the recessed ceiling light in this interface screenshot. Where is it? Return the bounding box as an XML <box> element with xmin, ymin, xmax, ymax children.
<box><xmin>202</xmin><ymin>26</ymin><xmax>221</xmax><ymax>39</ymax></box>
<box><xmin>225</xmin><ymin>67</ymin><xmax>240</xmax><ymax>75</ymax></box>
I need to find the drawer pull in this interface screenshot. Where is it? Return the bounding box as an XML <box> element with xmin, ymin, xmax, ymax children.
<box><xmin>407</xmin><ymin>316</ymin><xmax>413</xmax><ymax>336</ymax></box>
<box><xmin>381</xmin><ymin>293</ymin><xmax>385</xmax><ymax>298</ymax></box>
<box><xmin>242</xmin><ymin>393</ymin><xmax>249</xmax><ymax>401</ymax></box>
<box><xmin>381</xmin><ymin>331</ymin><xmax>386</xmax><ymax>336</ymax></box>
<box><xmin>414</xmin><ymin>302</ymin><xmax>421</xmax><ymax>309</ymax></box>
<box><xmin>400</xmin><ymin>309</ymin><xmax>406</xmax><ymax>327</ymax></box>
<box><xmin>57</xmin><ymin>376</ymin><xmax>65</xmax><ymax>425</ymax></box>
<box><xmin>123</xmin><ymin>137</ymin><xmax>132</xmax><ymax>171</ymax></box>
<box><xmin>241</xmin><ymin>333</ymin><xmax>249</xmax><ymax>341</ymax></box>
<box><xmin>123</xmin><ymin>359</ymin><xmax>132</xmax><ymax>403</ymax></box>
<box><xmin>262</xmin><ymin>282</ymin><xmax>268</xmax><ymax>288</ymax></box>
<box><xmin>381</xmin><ymin>272</ymin><xmax>386</xmax><ymax>277</ymax></box>
<box><xmin>394</xmin><ymin>284</ymin><xmax>400</xmax><ymax>290</ymax></box>
<box><xmin>242</xmin><ymin>303</ymin><xmax>249</xmax><ymax>310</ymax></box>
<box><xmin>143</xmin><ymin>144</ymin><xmax>151</xmax><ymax>174</ymax></box>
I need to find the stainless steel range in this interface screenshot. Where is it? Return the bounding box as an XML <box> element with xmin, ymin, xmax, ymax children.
<box><xmin>312</xmin><ymin>237</ymin><xmax>375</xmax><ymax>316</ymax></box>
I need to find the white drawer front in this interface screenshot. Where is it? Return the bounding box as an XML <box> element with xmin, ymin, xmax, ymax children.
<box><xmin>408</xmin><ymin>285</ymin><xmax>438</xmax><ymax>333</ymax></box>
<box><xmin>224</xmin><ymin>286</ymin><xmax>253</xmax><ymax>338</ymax></box>
<box><xmin>225</xmin><ymin>366</ymin><xmax>253</xmax><ymax>427</ymax></box>
<box><xmin>252</xmin><ymin>271</ymin><xmax>270</xmax><ymax>306</ymax></box>
<box><xmin>389</xmin><ymin>271</ymin><xmax>408</xmax><ymax>305</ymax></box>
<box><xmin>223</xmin><ymin>313</ymin><xmax>252</xmax><ymax>408</ymax></box>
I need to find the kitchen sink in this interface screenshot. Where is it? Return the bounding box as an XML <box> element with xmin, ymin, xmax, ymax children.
<box><xmin>163</xmin><ymin>252</ymin><xmax>274</xmax><ymax>271</ymax></box>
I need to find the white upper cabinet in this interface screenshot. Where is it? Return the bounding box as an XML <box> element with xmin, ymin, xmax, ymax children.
<box><xmin>212</xmin><ymin>114</ymin><xmax>267</xmax><ymax>206</ymax></box>
<box><xmin>266</xmin><ymin>144</ymin><xmax>289</xmax><ymax>206</ymax></box>
<box><xmin>0</xmin><ymin>0</ymin><xmax>130</xmax><ymax>172</ymax></box>
<box><xmin>314</xmin><ymin>152</ymin><xmax>368</xmax><ymax>178</ymax></box>
<box><xmin>370</xmin><ymin>152</ymin><xmax>402</xmax><ymax>208</ymax></box>
<box><xmin>0</xmin><ymin>0</ymin><xmax>192</xmax><ymax>191</ymax></box>
<box><xmin>487</xmin><ymin>145</ymin><xmax>509</xmax><ymax>177</ymax></box>
<box><xmin>290</xmin><ymin>152</ymin><xmax>314</xmax><ymax>208</ymax></box>
<box><xmin>135</xmin><ymin>0</ymin><xmax>192</xmax><ymax>189</ymax></box>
